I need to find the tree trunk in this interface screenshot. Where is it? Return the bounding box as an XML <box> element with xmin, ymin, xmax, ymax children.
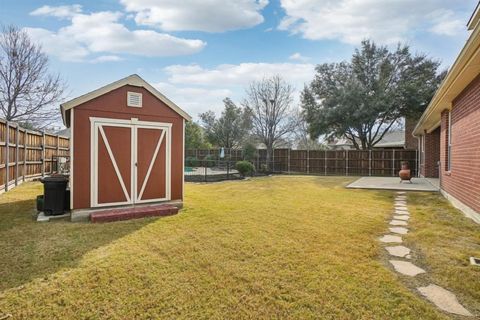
<box><xmin>266</xmin><ymin>144</ymin><xmax>273</xmax><ymax>172</ymax></box>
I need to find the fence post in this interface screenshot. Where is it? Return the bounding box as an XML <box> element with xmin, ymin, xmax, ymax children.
<box><xmin>41</xmin><ymin>132</ymin><xmax>45</xmax><ymax>177</ymax></box>
<box><xmin>56</xmin><ymin>135</ymin><xmax>60</xmax><ymax>173</ymax></box>
<box><xmin>204</xmin><ymin>163</ymin><xmax>207</xmax><ymax>182</ymax></box>
<box><xmin>306</xmin><ymin>149</ymin><xmax>310</xmax><ymax>174</ymax></box>
<box><xmin>24</xmin><ymin>130</ymin><xmax>27</xmax><ymax>181</ymax></box>
<box><xmin>15</xmin><ymin>125</ymin><xmax>19</xmax><ymax>186</ymax></box>
<box><xmin>227</xmin><ymin>160</ymin><xmax>230</xmax><ymax>180</ymax></box>
<box><xmin>369</xmin><ymin>150</ymin><xmax>372</xmax><ymax>176</ymax></box>
<box><xmin>346</xmin><ymin>150</ymin><xmax>349</xmax><ymax>176</ymax></box>
<box><xmin>392</xmin><ymin>149</ymin><xmax>395</xmax><ymax>177</ymax></box>
<box><xmin>324</xmin><ymin>150</ymin><xmax>327</xmax><ymax>176</ymax></box>
<box><xmin>272</xmin><ymin>148</ymin><xmax>275</xmax><ymax>173</ymax></box>
<box><xmin>5</xmin><ymin>122</ymin><xmax>9</xmax><ymax>192</ymax></box>
<box><xmin>287</xmin><ymin>148</ymin><xmax>291</xmax><ymax>174</ymax></box>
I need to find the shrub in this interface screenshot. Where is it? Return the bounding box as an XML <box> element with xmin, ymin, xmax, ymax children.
<box><xmin>243</xmin><ymin>143</ymin><xmax>257</xmax><ymax>161</ymax></box>
<box><xmin>235</xmin><ymin>160</ymin><xmax>255</xmax><ymax>177</ymax></box>
<box><xmin>185</xmin><ymin>156</ymin><xmax>199</xmax><ymax>167</ymax></box>
<box><xmin>203</xmin><ymin>154</ymin><xmax>216</xmax><ymax>167</ymax></box>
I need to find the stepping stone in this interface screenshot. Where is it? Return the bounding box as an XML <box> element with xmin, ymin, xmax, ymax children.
<box><xmin>386</xmin><ymin>245</ymin><xmax>411</xmax><ymax>258</ymax></box>
<box><xmin>418</xmin><ymin>284</ymin><xmax>473</xmax><ymax>317</ymax></box>
<box><xmin>389</xmin><ymin>227</ymin><xmax>408</xmax><ymax>235</ymax></box>
<box><xmin>395</xmin><ymin>211</ymin><xmax>410</xmax><ymax>216</ymax></box>
<box><xmin>395</xmin><ymin>205</ymin><xmax>408</xmax><ymax>209</ymax></box>
<box><xmin>396</xmin><ymin>191</ymin><xmax>406</xmax><ymax>194</ymax></box>
<box><xmin>395</xmin><ymin>201</ymin><xmax>407</xmax><ymax>205</ymax></box>
<box><xmin>393</xmin><ymin>215</ymin><xmax>410</xmax><ymax>221</ymax></box>
<box><xmin>395</xmin><ymin>195</ymin><xmax>407</xmax><ymax>199</ymax></box>
<box><xmin>390</xmin><ymin>220</ymin><xmax>408</xmax><ymax>226</ymax></box>
<box><xmin>379</xmin><ymin>235</ymin><xmax>402</xmax><ymax>243</ymax></box>
<box><xmin>389</xmin><ymin>260</ymin><xmax>426</xmax><ymax>276</ymax></box>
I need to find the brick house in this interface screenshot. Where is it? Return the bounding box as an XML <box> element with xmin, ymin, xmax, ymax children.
<box><xmin>413</xmin><ymin>4</ymin><xmax>480</xmax><ymax>223</ymax></box>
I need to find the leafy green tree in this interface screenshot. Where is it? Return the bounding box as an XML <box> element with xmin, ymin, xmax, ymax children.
<box><xmin>199</xmin><ymin>98</ymin><xmax>251</xmax><ymax>149</ymax></box>
<box><xmin>302</xmin><ymin>40</ymin><xmax>445</xmax><ymax>150</ymax></box>
<box><xmin>185</xmin><ymin>121</ymin><xmax>211</xmax><ymax>149</ymax></box>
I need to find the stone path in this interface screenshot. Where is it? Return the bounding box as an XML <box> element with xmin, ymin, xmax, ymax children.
<box><xmin>378</xmin><ymin>191</ymin><xmax>473</xmax><ymax>317</ymax></box>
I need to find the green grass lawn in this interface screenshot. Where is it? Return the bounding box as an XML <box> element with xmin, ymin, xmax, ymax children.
<box><xmin>0</xmin><ymin>176</ymin><xmax>477</xmax><ymax>319</ymax></box>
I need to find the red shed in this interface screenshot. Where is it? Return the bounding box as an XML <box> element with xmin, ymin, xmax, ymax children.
<box><xmin>61</xmin><ymin>75</ymin><xmax>191</xmax><ymax>221</ymax></box>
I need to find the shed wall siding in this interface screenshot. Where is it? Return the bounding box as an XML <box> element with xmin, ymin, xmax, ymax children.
<box><xmin>440</xmin><ymin>75</ymin><xmax>480</xmax><ymax>214</ymax></box>
<box><xmin>72</xmin><ymin>85</ymin><xmax>184</xmax><ymax>210</ymax></box>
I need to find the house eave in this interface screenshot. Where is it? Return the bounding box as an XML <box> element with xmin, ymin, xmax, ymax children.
<box><xmin>413</xmin><ymin>15</ymin><xmax>480</xmax><ymax>136</ymax></box>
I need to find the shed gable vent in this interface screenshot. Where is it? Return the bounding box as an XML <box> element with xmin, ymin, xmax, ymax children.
<box><xmin>127</xmin><ymin>91</ymin><xmax>142</xmax><ymax>108</ymax></box>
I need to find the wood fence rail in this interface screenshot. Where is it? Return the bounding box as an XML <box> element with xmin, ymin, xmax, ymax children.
<box><xmin>0</xmin><ymin>119</ymin><xmax>70</xmax><ymax>193</ymax></box>
<box><xmin>185</xmin><ymin>148</ymin><xmax>418</xmax><ymax>177</ymax></box>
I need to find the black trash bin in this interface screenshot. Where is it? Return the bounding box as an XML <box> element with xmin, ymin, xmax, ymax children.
<box><xmin>40</xmin><ymin>176</ymin><xmax>68</xmax><ymax>215</ymax></box>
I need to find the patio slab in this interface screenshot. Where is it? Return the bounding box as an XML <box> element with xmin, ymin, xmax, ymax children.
<box><xmin>347</xmin><ymin>177</ymin><xmax>439</xmax><ymax>192</ymax></box>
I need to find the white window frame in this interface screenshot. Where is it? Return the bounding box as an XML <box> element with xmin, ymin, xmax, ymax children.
<box><xmin>90</xmin><ymin>117</ymin><xmax>172</xmax><ymax>208</ymax></box>
<box><xmin>127</xmin><ymin>91</ymin><xmax>143</xmax><ymax>108</ymax></box>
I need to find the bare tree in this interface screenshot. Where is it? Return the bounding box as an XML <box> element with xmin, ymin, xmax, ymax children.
<box><xmin>293</xmin><ymin>111</ymin><xmax>326</xmax><ymax>150</ymax></box>
<box><xmin>0</xmin><ymin>25</ymin><xmax>65</xmax><ymax>128</ymax></box>
<box><xmin>243</xmin><ymin>75</ymin><xmax>297</xmax><ymax>170</ymax></box>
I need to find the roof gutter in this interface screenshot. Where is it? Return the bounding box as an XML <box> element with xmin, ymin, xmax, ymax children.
<box><xmin>413</xmin><ymin>15</ymin><xmax>480</xmax><ymax>137</ymax></box>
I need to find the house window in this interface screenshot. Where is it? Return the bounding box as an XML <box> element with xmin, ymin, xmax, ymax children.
<box><xmin>447</xmin><ymin>111</ymin><xmax>452</xmax><ymax>171</ymax></box>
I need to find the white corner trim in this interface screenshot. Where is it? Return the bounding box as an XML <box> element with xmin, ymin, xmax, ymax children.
<box><xmin>182</xmin><ymin>119</ymin><xmax>185</xmax><ymax>201</ymax></box>
<box><xmin>440</xmin><ymin>189</ymin><xmax>480</xmax><ymax>224</ymax></box>
<box><xmin>70</xmin><ymin>109</ymin><xmax>74</xmax><ymax>210</ymax></box>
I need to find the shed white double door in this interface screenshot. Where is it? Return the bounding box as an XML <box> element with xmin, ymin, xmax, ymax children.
<box><xmin>90</xmin><ymin>118</ymin><xmax>171</xmax><ymax>208</ymax></box>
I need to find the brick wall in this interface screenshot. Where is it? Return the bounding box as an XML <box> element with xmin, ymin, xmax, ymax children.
<box><xmin>440</xmin><ymin>74</ymin><xmax>480</xmax><ymax>214</ymax></box>
<box><xmin>424</xmin><ymin>127</ymin><xmax>440</xmax><ymax>178</ymax></box>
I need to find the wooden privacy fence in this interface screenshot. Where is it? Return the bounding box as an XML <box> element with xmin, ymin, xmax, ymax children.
<box><xmin>0</xmin><ymin>120</ymin><xmax>70</xmax><ymax>193</ymax></box>
<box><xmin>185</xmin><ymin>148</ymin><xmax>418</xmax><ymax>177</ymax></box>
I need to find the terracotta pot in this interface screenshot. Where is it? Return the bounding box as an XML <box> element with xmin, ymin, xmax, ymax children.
<box><xmin>399</xmin><ymin>162</ymin><xmax>411</xmax><ymax>181</ymax></box>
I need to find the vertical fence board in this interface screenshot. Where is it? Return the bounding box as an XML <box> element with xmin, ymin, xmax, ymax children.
<box><xmin>0</xmin><ymin>120</ymin><xmax>70</xmax><ymax>194</ymax></box>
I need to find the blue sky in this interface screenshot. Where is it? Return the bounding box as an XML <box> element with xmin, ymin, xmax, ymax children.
<box><xmin>1</xmin><ymin>0</ymin><xmax>478</xmax><ymax>124</ymax></box>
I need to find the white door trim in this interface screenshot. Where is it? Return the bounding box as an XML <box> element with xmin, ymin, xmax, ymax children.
<box><xmin>98</xmin><ymin>125</ymin><xmax>131</xmax><ymax>203</ymax></box>
<box><xmin>90</xmin><ymin>117</ymin><xmax>171</xmax><ymax>208</ymax></box>
<box><xmin>137</xmin><ymin>129</ymin><xmax>165</xmax><ymax>201</ymax></box>
<box><xmin>134</xmin><ymin>124</ymin><xmax>171</xmax><ymax>204</ymax></box>
<box><xmin>91</xmin><ymin>121</ymin><xmax>133</xmax><ymax>208</ymax></box>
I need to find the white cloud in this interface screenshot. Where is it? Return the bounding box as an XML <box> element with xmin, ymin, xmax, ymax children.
<box><xmin>90</xmin><ymin>55</ymin><xmax>124</xmax><ymax>63</ymax></box>
<box><xmin>428</xmin><ymin>9</ymin><xmax>465</xmax><ymax>36</ymax></box>
<box><xmin>289</xmin><ymin>52</ymin><xmax>310</xmax><ymax>62</ymax></box>
<box><xmin>164</xmin><ymin>62</ymin><xmax>315</xmax><ymax>87</ymax></box>
<box><xmin>120</xmin><ymin>0</ymin><xmax>268</xmax><ymax>32</ymax></box>
<box><xmin>30</xmin><ymin>4</ymin><xmax>82</xmax><ymax>19</ymax></box>
<box><xmin>158</xmin><ymin>62</ymin><xmax>315</xmax><ymax>117</ymax></box>
<box><xmin>278</xmin><ymin>0</ymin><xmax>469</xmax><ymax>44</ymax></box>
<box><xmin>27</xmin><ymin>5</ymin><xmax>206</xmax><ymax>62</ymax></box>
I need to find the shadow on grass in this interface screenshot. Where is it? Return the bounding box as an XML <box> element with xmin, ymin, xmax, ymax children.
<box><xmin>0</xmin><ymin>184</ymin><xmax>156</xmax><ymax>291</ymax></box>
